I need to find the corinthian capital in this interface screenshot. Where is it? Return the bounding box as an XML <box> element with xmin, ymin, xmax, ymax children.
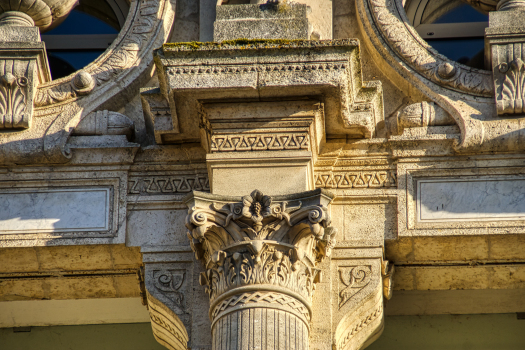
<box><xmin>184</xmin><ymin>189</ymin><xmax>336</xmax><ymax>349</ymax></box>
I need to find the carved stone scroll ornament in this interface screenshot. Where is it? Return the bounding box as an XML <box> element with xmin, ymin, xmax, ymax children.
<box><xmin>358</xmin><ymin>0</ymin><xmax>493</xmax><ymax>97</ymax></box>
<box><xmin>185</xmin><ymin>189</ymin><xmax>337</xmax><ymax>350</ymax></box>
<box><xmin>0</xmin><ymin>0</ymin><xmax>176</xmax><ymax>164</ymax></box>
<box><xmin>355</xmin><ymin>0</ymin><xmax>525</xmax><ymax>152</ymax></box>
<box><xmin>385</xmin><ymin>101</ymin><xmax>457</xmax><ymax>136</ymax></box>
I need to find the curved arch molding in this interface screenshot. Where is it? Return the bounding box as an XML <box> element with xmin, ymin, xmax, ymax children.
<box><xmin>355</xmin><ymin>0</ymin><xmax>513</xmax><ymax>152</ymax></box>
<box><xmin>0</xmin><ymin>0</ymin><xmax>176</xmax><ymax>164</ymax></box>
<box><xmin>360</xmin><ymin>0</ymin><xmax>493</xmax><ymax>97</ymax></box>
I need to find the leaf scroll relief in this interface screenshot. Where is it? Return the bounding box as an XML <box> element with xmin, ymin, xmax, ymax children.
<box><xmin>498</xmin><ymin>58</ymin><xmax>525</xmax><ymax>115</ymax></box>
<box><xmin>153</xmin><ymin>269</ymin><xmax>185</xmax><ymax>308</ymax></box>
<box><xmin>339</xmin><ymin>265</ymin><xmax>372</xmax><ymax>308</ymax></box>
<box><xmin>0</xmin><ymin>72</ymin><xmax>28</xmax><ymax>129</ymax></box>
<box><xmin>35</xmin><ymin>0</ymin><xmax>165</xmax><ymax>107</ymax></box>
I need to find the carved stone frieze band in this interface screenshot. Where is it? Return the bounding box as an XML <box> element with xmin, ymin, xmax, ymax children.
<box><xmin>314</xmin><ymin>171</ymin><xmax>397</xmax><ymax>189</ymax></box>
<box><xmin>168</xmin><ymin>62</ymin><xmax>348</xmax><ymax>75</ymax></box>
<box><xmin>128</xmin><ymin>176</ymin><xmax>210</xmax><ymax>195</ymax></box>
<box><xmin>185</xmin><ymin>189</ymin><xmax>337</xmax><ymax>350</ymax></box>
<box><xmin>210</xmin><ymin>133</ymin><xmax>310</xmax><ymax>152</ymax></box>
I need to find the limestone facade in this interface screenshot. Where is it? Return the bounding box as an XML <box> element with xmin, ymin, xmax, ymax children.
<box><xmin>1</xmin><ymin>1</ymin><xmax>525</xmax><ymax>350</ymax></box>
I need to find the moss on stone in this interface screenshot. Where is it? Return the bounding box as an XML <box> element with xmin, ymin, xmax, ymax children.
<box><xmin>163</xmin><ymin>39</ymin><xmax>306</xmax><ymax>51</ymax></box>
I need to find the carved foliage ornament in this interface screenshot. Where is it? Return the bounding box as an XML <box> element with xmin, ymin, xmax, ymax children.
<box><xmin>358</xmin><ymin>0</ymin><xmax>493</xmax><ymax>96</ymax></box>
<box><xmin>185</xmin><ymin>189</ymin><xmax>337</xmax><ymax>317</ymax></box>
<box><xmin>0</xmin><ymin>71</ymin><xmax>27</xmax><ymax>128</ymax></box>
<box><xmin>339</xmin><ymin>265</ymin><xmax>372</xmax><ymax>308</ymax></box>
<box><xmin>497</xmin><ymin>58</ymin><xmax>525</xmax><ymax>114</ymax></box>
<box><xmin>153</xmin><ymin>269</ymin><xmax>185</xmax><ymax>307</ymax></box>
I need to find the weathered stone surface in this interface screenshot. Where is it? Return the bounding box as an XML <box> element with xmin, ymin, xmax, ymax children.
<box><xmin>214</xmin><ymin>3</ymin><xmax>310</xmax><ymax>41</ymax></box>
<box><xmin>150</xmin><ymin>40</ymin><xmax>383</xmax><ymax>143</ymax></box>
<box><xmin>185</xmin><ymin>189</ymin><xmax>338</xmax><ymax>350</ymax></box>
<box><xmin>1</xmin><ymin>1</ymin><xmax>525</xmax><ymax>350</ymax></box>
<box><xmin>0</xmin><ymin>0</ymin><xmax>78</xmax><ymax>32</ymax></box>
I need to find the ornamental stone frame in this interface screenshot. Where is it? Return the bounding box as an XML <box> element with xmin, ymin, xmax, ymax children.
<box><xmin>357</xmin><ymin>0</ymin><xmax>525</xmax><ymax>153</ymax></box>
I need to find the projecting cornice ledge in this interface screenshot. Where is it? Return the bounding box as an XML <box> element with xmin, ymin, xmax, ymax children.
<box><xmin>141</xmin><ymin>39</ymin><xmax>384</xmax><ymax>145</ymax></box>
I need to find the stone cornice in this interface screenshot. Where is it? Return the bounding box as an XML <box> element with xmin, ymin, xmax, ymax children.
<box><xmin>144</xmin><ymin>39</ymin><xmax>384</xmax><ymax>144</ymax></box>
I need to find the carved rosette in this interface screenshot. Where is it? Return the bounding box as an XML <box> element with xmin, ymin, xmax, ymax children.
<box><xmin>185</xmin><ymin>189</ymin><xmax>336</xmax><ymax>350</ymax></box>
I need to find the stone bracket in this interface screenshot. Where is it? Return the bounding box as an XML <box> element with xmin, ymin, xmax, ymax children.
<box><xmin>142</xmin><ymin>247</ymin><xmax>213</xmax><ymax>350</ymax></box>
<box><xmin>144</xmin><ymin>262</ymin><xmax>191</xmax><ymax>350</ymax></box>
<box><xmin>308</xmin><ymin>247</ymin><xmax>391</xmax><ymax>350</ymax></box>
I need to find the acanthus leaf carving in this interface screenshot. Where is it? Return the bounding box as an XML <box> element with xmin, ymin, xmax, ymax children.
<box><xmin>0</xmin><ymin>72</ymin><xmax>27</xmax><ymax>128</ymax></box>
<box><xmin>0</xmin><ymin>58</ymin><xmax>35</xmax><ymax>129</ymax></box>
<box><xmin>498</xmin><ymin>58</ymin><xmax>525</xmax><ymax>114</ymax></box>
<box><xmin>185</xmin><ymin>189</ymin><xmax>336</xmax><ymax>349</ymax></box>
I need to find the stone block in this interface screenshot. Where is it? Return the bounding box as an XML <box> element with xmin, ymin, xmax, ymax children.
<box><xmin>214</xmin><ymin>3</ymin><xmax>310</xmax><ymax>41</ymax></box>
<box><xmin>412</xmin><ymin>236</ymin><xmax>489</xmax><ymax>262</ymax></box>
<box><xmin>206</xmin><ymin>150</ymin><xmax>314</xmax><ymax>196</ymax></box>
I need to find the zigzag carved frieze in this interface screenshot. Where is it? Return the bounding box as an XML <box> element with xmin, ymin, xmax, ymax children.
<box><xmin>210</xmin><ymin>133</ymin><xmax>310</xmax><ymax>152</ymax></box>
<box><xmin>314</xmin><ymin>171</ymin><xmax>396</xmax><ymax>189</ymax></box>
<box><xmin>128</xmin><ymin>176</ymin><xmax>209</xmax><ymax>194</ymax></box>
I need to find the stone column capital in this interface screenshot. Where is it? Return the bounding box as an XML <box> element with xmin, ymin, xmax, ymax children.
<box><xmin>184</xmin><ymin>188</ymin><xmax>337</xmax><ymax>349</ymax></box>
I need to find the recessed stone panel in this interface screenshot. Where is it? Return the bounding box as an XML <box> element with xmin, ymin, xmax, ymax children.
<box><xmin>417</xmin><ymin>178</ymin><xmax>525</xmax><ymax>222</ymax></box>
<box><xmin>0</xmin><ymin>188</ymin><xmax>111</xmax><ymax>234</ymax></box>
